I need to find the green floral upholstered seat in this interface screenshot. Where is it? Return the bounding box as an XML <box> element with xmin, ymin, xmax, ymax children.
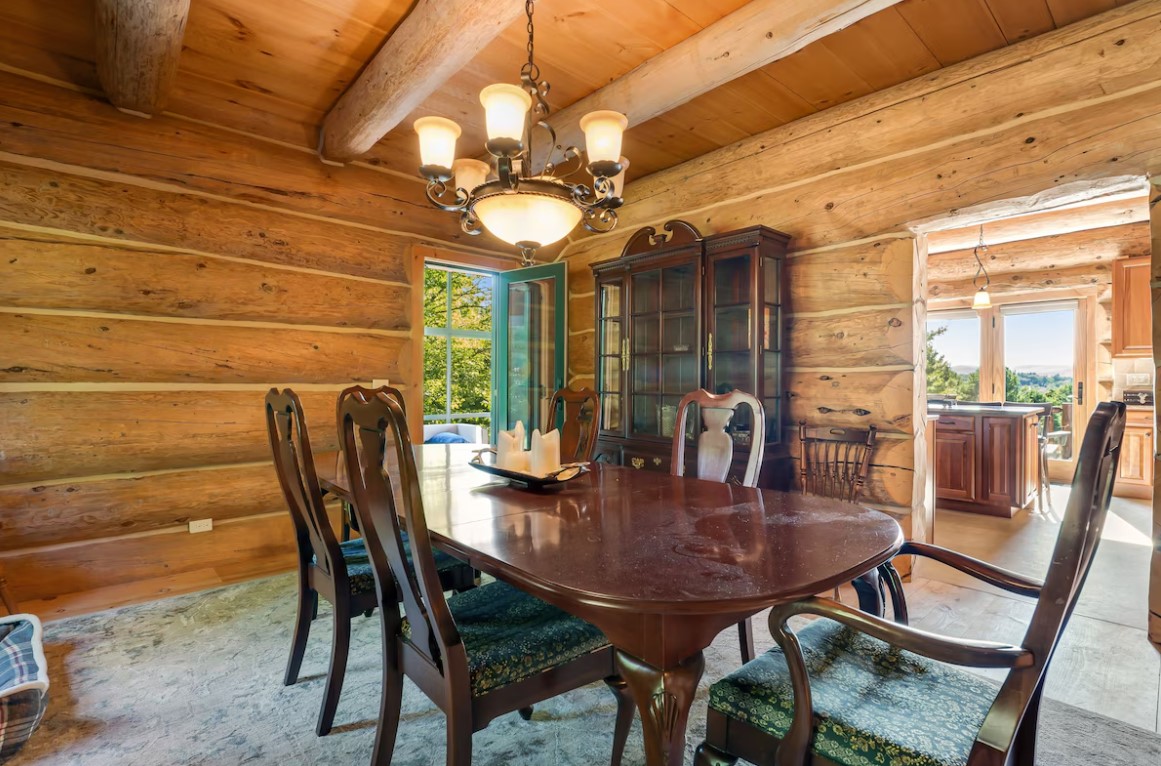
<box><xmin>404</xmin><ymin>581</ymin><xmax>608</xmax><ymax>696</ymax></box>
<box><xmin>708</xmin><ymin>618</ymin><xmax>1001</xmax><ymax>766</ymax></box>
<box><xmin>333</xmin><ymin>534</ymin><xmax>466</xmax><ymax>597</ymax></box>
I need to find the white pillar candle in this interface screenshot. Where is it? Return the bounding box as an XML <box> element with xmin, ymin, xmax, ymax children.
<box><xmin>530</xmin><ymin>428</ymin><xmax>562</xmax><ymax>477</ymax></box>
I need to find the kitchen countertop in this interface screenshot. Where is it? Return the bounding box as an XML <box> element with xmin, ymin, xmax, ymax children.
<box><xmin>928</xmin><ymin>403</ymin><xmax>1043</xmax><ymax>416</ymax></box>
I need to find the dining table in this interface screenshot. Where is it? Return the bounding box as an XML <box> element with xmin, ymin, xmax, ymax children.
<box><xmin>315</xmin><ymin>443</ymin><xmax>903</xmax><ymax>766</ymax></box>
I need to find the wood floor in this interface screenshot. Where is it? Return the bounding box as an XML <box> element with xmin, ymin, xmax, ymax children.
<box><xmin>896</xmin><ymin>487</ymin><xmax>1160</xmax><ymax>733</ymax></box>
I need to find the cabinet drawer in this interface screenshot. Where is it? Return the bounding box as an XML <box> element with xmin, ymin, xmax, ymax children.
<box><xmin>623</xmin><ymin>449</ymin><xmax>670</xmax><ymax>473</ymax></box>
<box><xmin>1126</xmin><ymin>408</ymin><xmax>1153</xmax><ymax>427</ymax></box>
<box><xmin>935</xmin><ymin>414</ymin><xmax>975</xmax><ymax>432</ymax></box>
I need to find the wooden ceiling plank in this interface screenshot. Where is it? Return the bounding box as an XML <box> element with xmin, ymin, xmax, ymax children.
<box><xmin>760</xmin><ymin>43</ymin><xmax>876</xmax><ymax>112</ymax></box>
<box><xmin>984</xmin><ymin>0</ymin><xmax>1057</xmax><ymax>44</ymax></box>
<box><xmin>320</xmin><ymin>0</ymin><xmax>526</xmax><ymax>162</ymax></box>
<box><xmin>1046</xmin><ymin>0</ymin><xmax>1119</xmax><ymax>27</ymax></box>
<box><xmin>94</xmin><ymin>0</ymin><xmax>191</xmax><ymax>117</ymax></box>
<box><xmin>821</xmin><ymin>7</ymin><xmax>942</xmax><ymax>91</ymax></box>
<box><xmin>531</xmin><ymin>0</ymin><xmax>904</xmax><ymax>167</ymax></box>
<box><xmin>896</xmin><ymin>0</ymin><xmax>1008</xmax><ymax>67</ymax></box>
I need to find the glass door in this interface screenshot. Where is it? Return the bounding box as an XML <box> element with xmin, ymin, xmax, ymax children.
<box><xmin>628</xmin><ymin>259</ymin><xmax>700</xmax><ymax>441</ymax></box>
<box><xmin>1001</xmin><ymin>300</ymin><xmax>1087</xmax><ymax>480</ymax></box>
<box><xmin>596</xmin><ymin>276</ymin><xmax>627</xmax><ymax>436</ymax></box>
<box><xmin>926</xmin><ymin>309</ymin><xmax>983</xmax><ymax>402</ymax></box>
<box><xmin>494</xmin><ymin>262</ymin><xmax>566</xmax><ymax>440</ymax></box>
<box><xmin>706</xmin><ymin>251</ymin><xmax>756</xmax><ymax>439</ymax></box>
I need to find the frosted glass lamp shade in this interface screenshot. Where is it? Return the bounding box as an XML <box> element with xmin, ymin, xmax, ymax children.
<box><xmin>480</xmin><ymin>84</ymin><xmax>532</xmax><ymax>155</ymax></box>
<box><xmin>453</xmin><ymin>158</ymin><xmax>490</xmax><ymax>193</ymax></box>
<box><xmin>474</xmin><ymin>191</ymin><xmax>582</xmax><ymax>249</ymax></box>
<box><xmin>580</xmin><ymin>110</ymin><xmax>628</xmax><ymax>165</ymax></box>
<box><xmin>972</xmin><ymin>288</ymin><xmax>992</xmax><ymax>310</ymax></box>
<box><xmin>414</xmin><ymin>116</ymin><xmax>461</xmax><ymax>177</ymax></box>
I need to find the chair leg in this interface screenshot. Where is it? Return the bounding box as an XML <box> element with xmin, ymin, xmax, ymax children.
<box><xmin>518</xmin><ymin>706</ymin><xmax>534</xmax><ymax>721</ymax></box>
<box><xmin>316</xmin><ymin>599</ymin><xmax>351</xmax><ymax>736</ymax></box>
<box><xmin>737</xmin><ymin>618</ymin><xmax>755</xmax><ymax>664</ymax></box>
<box><xmin>445</xmin><ymin>717</ymin><xmax>472</xmax><ymax>766</ymax></box>
<box><xmin>605</xmin><ymin>676</ymin><xmax>635</xmax><ymax>766</ymax></box>
<box><xmin>1013</xmin><ymin>683</ymin><xmax>1043</xmax><ymax>764</ymax></box>
<box><xmin>284</xmin><ymin>584</ymin><xmax>315</xmax><ymax>686</ymax></box>
<box><xmin>370</xmin><ymin>643</ymin><xmax>404</xmax><ymax>766</ymax></box>
<box><xmin>694</xmin><ymin>742</ymin><xmax>738</xmax><ymax>765</ymax></box>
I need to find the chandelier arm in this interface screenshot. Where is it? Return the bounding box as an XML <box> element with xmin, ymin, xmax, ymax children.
<box><xmin>425</xmin><ymin>180</ymin><xmax>469</xmax><ymax>213</ymax></box>
<box><xmin>460</xmin><ymin>209</ymin><xmax>483</xmax><ymax>236</ymax></box>
<box><xmin>581</xmin><ymin>206</ymin><xmax>618</xmax><ymax>234</ymax></box>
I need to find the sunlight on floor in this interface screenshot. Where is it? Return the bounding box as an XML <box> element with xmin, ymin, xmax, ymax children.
<box><xmin>1101</xmin><ymin>509</ymin><xmax>1154</xmax><ymax>547</ymax></box>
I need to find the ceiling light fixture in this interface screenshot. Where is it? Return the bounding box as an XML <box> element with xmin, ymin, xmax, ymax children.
<box><xmin>414</xmin><ymin>0</ymin><xmax>628</xmax><ymax>266</ymax></box>
<box><xmin>971</xmin><ymin>225</ymin><xmax>992</xmax><ymax>310</ymax></box>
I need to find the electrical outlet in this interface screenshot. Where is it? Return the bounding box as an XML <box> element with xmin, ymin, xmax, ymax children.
<box><xmin>188</xmin><ymin>518</ymin><xmax>213</xmax><ymax>534</ymax></box>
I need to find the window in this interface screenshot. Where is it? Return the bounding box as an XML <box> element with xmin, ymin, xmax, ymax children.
<box><xmin>926</xmin><ymin>310</ymin><xmax>981</xmax><ymax>400</ymax></box>
<box><xmin>424</xmin><ymin>266</ymin><xmax>494</xmax><ymax>433</ymax></box>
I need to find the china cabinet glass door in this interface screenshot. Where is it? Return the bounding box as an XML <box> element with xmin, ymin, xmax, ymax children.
<box><xmin>596</xmin><ymin>276</ymin><xmax>627</xmax><ymax>435</ymax></box>
<box><xmin>629</xmin><ymin>259</ymin><xmax>700</xmax><ymax>440</ymax></box>
<box><xmin>706</xmin><ymin>251</ymin><xmax>757</xmax><ymax>439</ymax></box>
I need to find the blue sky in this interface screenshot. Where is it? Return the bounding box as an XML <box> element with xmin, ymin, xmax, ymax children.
<box><xmin>929</xmin><ymin>309</ymin><xmax>1075</xmax><ymax>373</ymax></box>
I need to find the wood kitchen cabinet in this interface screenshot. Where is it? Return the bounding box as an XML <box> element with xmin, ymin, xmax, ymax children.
<box><xmin>591</xmin><ymin>221</ymin><xmax>791</xmax><ymax>486</ymax></box>
<box><xmin>1112</xmin><ymin>256</ymin><xmax>1151</xmax><ymax>357</ymax></box>
<box><xmin>931</xmin><ymin>405</ymin><xmax>1040</xmax><ymax>516</ymax></box>
<box><xmin>1115</xmin><ymin>407</ymin><xmax>1154</xmax><ymax>499</ymax></box>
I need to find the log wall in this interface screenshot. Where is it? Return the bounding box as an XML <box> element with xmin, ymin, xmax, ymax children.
<box><xmin>0</xmin><ymin>73</ymin><xmax>481</xmax><ymax>618</ymax></box>
<box><xmin>564</xmin><ymin>2</ymin><xmax>1161</xmax><ymax>572</ymax></box>
<box><xmin>1150</xmin><ymin>175</ymin><xmax>1161</xmax><ymax>649</ymax></box>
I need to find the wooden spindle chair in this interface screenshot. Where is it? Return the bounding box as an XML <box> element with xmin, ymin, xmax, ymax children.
<box><xmin>797</xmin><ymin>422</ymin><xmax>877</xmax><ymax>504</ymax></box>
<box><xmin>672</xmin><ymin>389</ymin><xmax>766</xmax><ymax>663</ymax></box>
<box><xmin>547</xmin><ymin>386</ymin><xmax>600</xmax><ymax>463</ymax></box>
<box><xmin>694</xmin><ymin>401</ymin><xmax>1127</xmax><ymax>766</ymax></box>
<box><xmin>339</xmin><ymin>390</ymin><xmax>634</xmax><ymax>766</ymax></box>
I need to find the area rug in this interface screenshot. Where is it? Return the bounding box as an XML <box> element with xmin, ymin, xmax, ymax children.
<box><xmin>10</xmin><ymin>575</ymin><xmax>1161</xmax><ymax>765</ymax></box>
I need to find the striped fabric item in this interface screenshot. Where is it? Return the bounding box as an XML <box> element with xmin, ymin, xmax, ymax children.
<box><xmin>0</xmin><ymin>614</ymin><xmax>49</xmax><ymax>761</ymax></box>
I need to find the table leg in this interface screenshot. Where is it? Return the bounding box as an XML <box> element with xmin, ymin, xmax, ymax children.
<box><xmin>614</xmin><ymin>649</ymin><xmax>705</xmax><ymax>766</ymax></box>
<box><xmin>851</xmin><ymin>569</ymin><xmax>886</xmax><ymax>617</ymax></box>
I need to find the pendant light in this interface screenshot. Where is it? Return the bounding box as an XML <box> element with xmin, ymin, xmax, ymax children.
<box><xmin>971</xmin><ymin>226</ymin><xmax>992</xmax><ymax>310</ymax></box>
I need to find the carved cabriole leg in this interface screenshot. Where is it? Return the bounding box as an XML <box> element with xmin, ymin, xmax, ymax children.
<box><xmin>614</xmin><ymin>649</ymin><xmax>705</xmax><ymax>766</ymax></box>
<box><xmin>851</xmin><ymin>568</ymin><xmax>886</xmax><ymax>617</ymax></box>
<box><xmin>605</xmin><ymin>676</ymin><xmax>636</xmax><ymax>766</ymax></box>
<box><xmin>694</xmin><ymin>742</ymin><xmax>738</xmax><ymax>765</ymax></box>
<box><xmin>284</xmin><ymin>576</ymin><xmax>313</xmax><ymax>685</ymax></box>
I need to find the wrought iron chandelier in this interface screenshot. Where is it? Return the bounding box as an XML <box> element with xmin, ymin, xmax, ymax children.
<box><xmin>971</xmin><ymin>225</ymin><xmax>992</xmax><ymax>310</ymax></box>
<box><xmin>413</xmin><ymin>0</ymin><xmax>628</xmax><ymax>265</ymax></box>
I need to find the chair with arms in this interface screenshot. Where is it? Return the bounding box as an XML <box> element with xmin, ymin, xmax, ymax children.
<box><xmin>265</xmin><ymin>388</ymin><xmax>472</xmax><ymax>737</ymax></box>
<box><xmin>694</xmin><ymin>401</ymin><xmax>1127</xmax><ymax>766</ymax></box>
<box><xmin>548</xmin><ymin>386</ymin><xmax>601</xmax><ymax>463</ymax></box>
<box><xmin>339</xmin><ymin>390</ymin><xmax>634</xmax><ymax>766</ymax></box>
<box><xmin>673</xmin><ymin>389</ymin><xmax>766</xmax><ymax>663</ymax></box>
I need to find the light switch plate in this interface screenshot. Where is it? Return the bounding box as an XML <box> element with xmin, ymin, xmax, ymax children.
<box><xmin>189</xmin><ymin>518</ymin><xmax>213</xmax><ymax>534</ymax></box>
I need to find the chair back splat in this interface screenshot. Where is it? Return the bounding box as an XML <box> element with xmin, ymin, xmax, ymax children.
<box><xmin>265</xmin><ymin>389</ymin><xmax>346</xmax><ymax>589</ymax></box>
<box><xmin>672</xmin><ymin>389</ymin><xmax>765</xmax><ymax>488</ymax></box>
<box><xmin>548</xmin><ymin>386</ymin><xmax>600</xmax><ymax>463</ymax></box>
<box><xmin>798</xmin><ymin>422</ymin><xmax>878</xmax><ymax>504</ymax></box>
<box><xmin>339</xmin><ymin>392</ymin><xmax>463</xmax><ymax>679</ymax></box>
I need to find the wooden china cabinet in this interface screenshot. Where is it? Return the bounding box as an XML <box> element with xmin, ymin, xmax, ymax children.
<box><xmin>590</xmin><ymin>220</ymin><xmax>791</xmax><ymax>488</ymax></box>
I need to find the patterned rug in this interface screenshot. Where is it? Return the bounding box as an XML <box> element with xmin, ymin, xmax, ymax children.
<box><xmin>9</xmin><ymin>575</ymin><xmax>1161</xmax><ymax>765</ymax></box>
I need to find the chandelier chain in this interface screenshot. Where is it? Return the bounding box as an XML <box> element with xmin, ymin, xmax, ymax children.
<box><xmin>972</xmin><ymin>225</ymin><xmax>991</xmax><ymax>291</ymax></box>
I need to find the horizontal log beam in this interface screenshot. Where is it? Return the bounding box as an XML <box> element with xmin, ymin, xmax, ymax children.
<box><xmin>94</xmin><ymin>0</ymin><xmax>190</xmax><ymax>117</ymax></box>
<box><xmin>786</xmin><ymin>237</ymin><xmax>915</xmax><ymax>314</ymax></box>
<box><xmin>321</xmin><ymin>0</ymin><xmax>525</xmax><ymax>162</ymax></box>
<box><xmin>535</xmin><ymin>0</ymin><xmax>902</xmax><ymax>168</ymax></box>
<box><xmin>0</xmin><ymin>464</ymin><xmax>284</xmax><ymax>552</ymax></box>
<box><xmin>786</xmin><ymin>370</ymin><xmax>915</xmax><ymax>432</ymax></box>
<box><xmin>0</xmin><ymin>312</ymin><xmax>410</xmax><ymax>385</ymax></box>
<box><xmin>0</xmin><ymin>390</ymin><xmax>345</xmax><ymax>484</ymax></box>
<box><xmin>928</xmin><ymin>222</ymin><xmax>1150</xmax><ymax>282</ymax></box>
<box><xmin>787</xmin><ymin>306</ymin><xmax>914</xmax><ymax>369</ymax></box>
<box><xmin>929</xmin><ymin>263</ymin><xmax>1112</xmax><ymax>300</ymax></box>
<box><xmin>0</xmin><ymin>231</ymin><xmax>411</xmax><ymax>330</ymax></box>
<box><xmin>0</xmin><ymin>161</ymin><xmax>414</xmax><ymax>283</ymax></box>
<box><xmin>926</xmin><ymin>195</ymin><xmax>1150</xmax><ymax>254</ymax></box>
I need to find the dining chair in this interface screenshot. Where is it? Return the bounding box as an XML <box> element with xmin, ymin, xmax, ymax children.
<box><xmin>339</xmin><ymin>390</ymin><xmax>634</xmax><ymax>766</ymax></box>
<box><xmin>335</xmin><ymin>385</ymin><xmax>408</xmax><ymax>542</ymax></box>
<box><xmin>797</xmin><ymin>422</ymin><xmax>877</xmax><ymax>504</ymax></box>
<box><xmin>1032</xmin><ymin>402</ymin><xmax>1058</xmax><ymax>514</ymax></box>
<box><xmin>672</xmin><ymin>388</ymin><xmax>766</xmax><ymax>663</ymax></box>
<box><xmin>265</xmin><ymin>388</ymin><xmax>473</xmax><ymax>737</ymax></box>
<box><xmin>548</xmin><ymin>386</ymin><xmax>600</xmax><ymax>462</ymax></box>
<box><xmin>693</xmin><ymin>401</ymin><xmax>1127</xmax><ymax>766</ymax></box>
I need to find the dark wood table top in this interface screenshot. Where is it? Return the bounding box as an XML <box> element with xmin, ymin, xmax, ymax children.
<box><xmin>315</xmin><ymin>444</ymin><xmax>902</xmax><ymax>619</ymax></box>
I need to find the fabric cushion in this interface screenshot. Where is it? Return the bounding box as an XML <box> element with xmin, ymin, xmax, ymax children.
<box><xmin>425</xmin><ymin>431</ymin><xmax>470</xmax><ymax>444</ymax></box>
<box><xmin>404</xmin><ymin>581</ymin><xmax>607</xmax><ymax>696</ymax></box>
<box><xmin>708</xmin><ymin>618</ymin><xmax>1000</xmax><ymax>766</ymax></box>
<box><xmin>0</xmin><ymin>615</ymin><xmax>49</xmax><ymax>760</ymax></box>
<box><xmin>329</xmin><ymin>535</ymin><xmax>469</xmax><ymax>597</ymax></box>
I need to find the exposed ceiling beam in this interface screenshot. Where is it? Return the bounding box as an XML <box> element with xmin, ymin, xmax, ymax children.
<box><xmin>534</xmin><ymin>0</ymin><xmax>903</xmax><ymax>168</ymax></box>
<box><xmin>94</xmin><ymin>0</ymin><xmax>190</xmax><ymax>118</ymax></box>
<box><xmin>320</xmin><ymin>0</ymin><xmax>525</xmax><ymax>163</ymax></box>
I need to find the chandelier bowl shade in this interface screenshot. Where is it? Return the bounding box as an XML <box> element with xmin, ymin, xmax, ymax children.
<box><xmin>472</xmin><ymin>179</ymin><xmax>584</xmax><ymax>249</ymax></box>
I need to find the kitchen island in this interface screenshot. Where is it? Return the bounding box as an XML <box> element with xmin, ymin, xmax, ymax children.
<box><xmin>929</xmin><ymin>403</ymin><xmax>1042</xmax><ymax>517</ymax></box>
